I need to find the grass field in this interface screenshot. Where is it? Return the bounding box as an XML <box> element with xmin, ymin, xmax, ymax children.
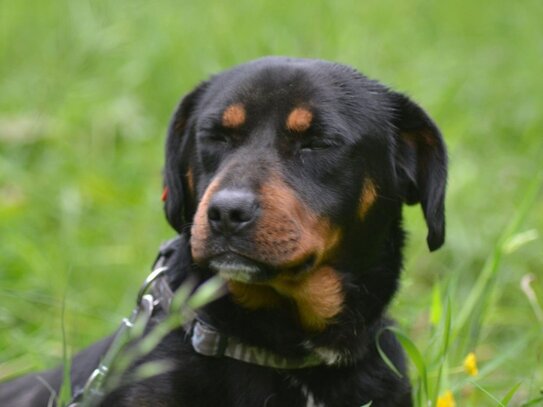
<box><xmin>1</xmin><ymin>0</ymin><xmax>542</xmax><ymax>405</ymax></box>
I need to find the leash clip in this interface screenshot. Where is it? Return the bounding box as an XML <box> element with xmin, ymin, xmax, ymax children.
<box><xmin>137</xmin><ymin>266</ymin><xmax>168</xmax><ymax>306</ymax></box>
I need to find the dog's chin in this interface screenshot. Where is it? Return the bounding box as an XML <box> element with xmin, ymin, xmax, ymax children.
<box><xmin>208</xmin><ymin>253</ymin><xmax>272</xmax><ymax>283</ymax></box>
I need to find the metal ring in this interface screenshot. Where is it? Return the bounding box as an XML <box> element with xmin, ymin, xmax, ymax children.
<box><xmin>137</xmin><ymin>266</ymin><xmax>168</xmax><ymax>305</ymax></box>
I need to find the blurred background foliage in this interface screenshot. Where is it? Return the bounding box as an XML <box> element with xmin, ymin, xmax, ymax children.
<box><xmin>0</xmin><ymin>0</ymin><xmax>542</xmax><ymax>405</ymax></box>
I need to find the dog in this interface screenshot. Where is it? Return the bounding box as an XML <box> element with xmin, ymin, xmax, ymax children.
<box><xmin>0</xmin><ymin>57</ymin><xmax>447</xmax><ymax>406</ymax></box>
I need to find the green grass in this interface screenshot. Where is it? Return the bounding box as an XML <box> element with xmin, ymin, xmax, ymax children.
<box><xmin>1</xmin><ymin>0</ymin><xmax>542</xmax><ymax>405</ymax></box>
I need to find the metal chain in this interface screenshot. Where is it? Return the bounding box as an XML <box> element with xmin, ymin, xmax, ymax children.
<box><xmin>68</xmin><ymin>266</ymin><xmax>168</xmax><ymax>407</ymax></box>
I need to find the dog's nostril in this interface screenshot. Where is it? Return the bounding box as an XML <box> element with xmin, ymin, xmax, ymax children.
<box><xmin>230</xmin><ymin>209</ymin><xmax>244</xmax><ymax>223</ymax></box>
<box><xmin>208</xmin><ymin>207</ymin><xmax>221</xmax><ymax>222</ymax></box>
<box><xmin>230</xmin><ymin>207</ymin><xmax>255</xmax><ymax>223</ymax></box>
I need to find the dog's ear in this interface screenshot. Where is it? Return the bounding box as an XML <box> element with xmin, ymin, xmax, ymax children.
<box><xmin>392</xmin><ymin>92</ymin><xmax>448</xmax><ymax>251</ymax></box>
<box><xmin>164</xmin><ymin>82</ymin><xmax>208</xmax><ymax>233</ymax></box>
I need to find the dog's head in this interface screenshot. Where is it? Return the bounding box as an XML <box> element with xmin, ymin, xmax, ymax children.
<box><xmin>163</xmin><ymin>57</ymin><xmax>447</xmax><ymax>330</ymax></box>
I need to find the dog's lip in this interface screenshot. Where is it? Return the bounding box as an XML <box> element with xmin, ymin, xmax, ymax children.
<box><xmin>206</xmin><ymin>251</ymin><xmax>319</xmax><ymax>284</ymax></box>
<box><xmin>208</xmin><ymin>252</ymin><xmax>274</xmax><ymax>283</ymax></box>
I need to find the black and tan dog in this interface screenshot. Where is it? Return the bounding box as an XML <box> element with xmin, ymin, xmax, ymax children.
<box><xmin>0</xmin><ymin>57</ymin><xmax>447</xmax><ymax>406</ymax></box>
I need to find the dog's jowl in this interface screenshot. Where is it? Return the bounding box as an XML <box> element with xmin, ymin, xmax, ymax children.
<box><xmin>0</xmin><ymin>57</ymin><xmax>447</xmax><ymax>407</ymax></box>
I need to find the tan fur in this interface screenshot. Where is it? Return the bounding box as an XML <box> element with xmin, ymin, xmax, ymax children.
<box><xmin>358</xmin><ymin>178</ymin><xmax>377</xmax><ymax>219</ymax></box>
<box><xmin>255</xmin><ymin>176</ymin><xmax>341</xmax><ymax>267</ymax></box>
<box><xmin>228</xmin><ymin>266</ymin><xmax>344</xmax><ymax>331</ymax></box>
<box><xmin>272</xmin><ymin>266</ymin><xmax>344</xmax><ymax>331</ymax></box>
<box><xmin>191</xmin><ymin>176</ymin><xmax>222</xmax><ymax>261</ymax></box>
<box><xmin>228</xmin><ymin>281</ymin><xmax>284</xmax><ymax>309</ymax></box>
<box><xmin>186</xmin><ymin>167</ymin><xmax>195</xmax><ymax>197</ymax></box>
<box><xmin>286</xmin><ymin>107</ymin><xmax>313</xmax><ymax>132</ymax></box>
<box><xmin>222</xmin><ymin>103</ymin><xmax>246</xmax><ymax>128</ymax></box>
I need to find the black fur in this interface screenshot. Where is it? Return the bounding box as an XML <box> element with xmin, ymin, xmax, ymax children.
<box><xmin>0</xmin><ymin>57</ymin><xmax>447</xmax><ymax>407</ymax></box>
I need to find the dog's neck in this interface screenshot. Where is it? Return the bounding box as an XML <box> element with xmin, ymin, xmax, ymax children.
<box><xmin>174</xmin><ymin>217</ymin><xmax>406</xmax><ymax>366</ymax></box>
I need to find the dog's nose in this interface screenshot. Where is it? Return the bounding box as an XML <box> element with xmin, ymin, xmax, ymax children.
<box><xmin>207</xmin><ymin>189</ymin><xmax>258</xmax><ymax>235</ymax></box>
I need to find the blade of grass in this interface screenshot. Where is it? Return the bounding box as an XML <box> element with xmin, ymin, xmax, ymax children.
<box><xmin>432</xmin><ymin>296</ymin><xmax>452</xmax><ymax>406</ymax></box>
<box><xmin>469</xmin><ymin>379</ymin><xmax>505</xmax><ymax>406</ymax></box>
<box><xmin>388</xmin><ymin>327</ymin><xmax>429</xmax><ymax>404</ymax></box>
<box><xmin>129</xmin><ymin>360</ymin><xmax>176</xmax><ymax>383</ymax></box>
<box><xmin>187</xmin><ymin>275</ymin><xmax>227</xmax><ymax>309</ymax></box>
<box><xmin>105</xmin><ymin>275</ymin><xmax>226</xmax><ymax>393</ymax></box>
<box><xmin>375</xmin><ymin>328</ymin><xmax>404</xmax><ymax>378</ymax></box>
<box><xmin>503</xmin><ymin>229</ymin><xmax>538</xmax><ymax>254</ymax></box>
<box><xmin>453</xmin><ymin>171</ymin><xmax>543</xmax><ymax>340</ymax></box>
<box><xmin>440</xmin><ymin>297</ymin><xmax>452</xmax><ymax>357</ymax></box>
<box><xmin>500</xmin><ymin>382</ymin><xmax>522</xmax><ymax>406</ymax></box>
<box><xmin>430</xmin><ymin>282</ymin><xmax>443</xmax><ymax>327</ymax></box>
<box><xmin>521</xmin><ymin>394</ymin><xmax>543</xmax><ymax>407</ymax></box>
<box><xmin>35</xmin><ymin>376</ymin><xmax>57</xmax><ymax>407</ymax></box>
<box><xmin>58</xmin><ymin>270</ymin><xmax>72</xmax><ymax>407</ymax></box>
<box><xmin>520</xmin><ymin>274</ymin><xmax>543</xmax><ymax>325</ymax></box>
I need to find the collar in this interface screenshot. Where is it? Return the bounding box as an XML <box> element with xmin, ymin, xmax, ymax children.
<box><xmin>190</xmin><ymin>318</ymin><xmax>325</xmax><ymax>369</ymax></box>
<box><xmin>150</xmin><ymin>236</ymin><xmax>329</xmax><ymax>369</ymax></box>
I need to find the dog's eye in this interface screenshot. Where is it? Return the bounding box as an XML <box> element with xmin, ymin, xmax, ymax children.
<box><xmin>300</xmin><ymin>139</ymin><xmax>334</xmax><ymax>152</ymax></box>
<box><xmin>205</xmin><ymin>132</ymin><xmax>229</xmax><ymax>144</ymax></box>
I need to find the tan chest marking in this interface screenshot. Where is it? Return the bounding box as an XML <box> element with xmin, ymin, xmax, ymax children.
<box><xmin>228</xmin><ymin>266</ymin><xmax>344</xmax><ymax>332</ymax></box>
<box><xmin>272</xmin><ymin>266</ymin><xmax>343</xmax><ymax>331</ymax></box>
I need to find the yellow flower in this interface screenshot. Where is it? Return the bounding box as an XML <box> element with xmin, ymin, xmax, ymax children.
<box><xmin>437</xmin><ymin>390</ymin><xmax>456</xmax><ymax>407</ymax></box>
<box><xmin>463</xmin><ymin>352</ymin><xmax>479</xmax><ymax>376</ymax></box>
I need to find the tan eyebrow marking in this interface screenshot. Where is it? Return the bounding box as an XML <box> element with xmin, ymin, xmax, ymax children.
<box><xmin>222</xmin><ymin>103</ymin><xmax>246</xmax><ymax>128</ymax></box>
<box><xmin>286</xmin><ymin>107</ymin><xmax>313</xmax><ymax>132</ymax></box>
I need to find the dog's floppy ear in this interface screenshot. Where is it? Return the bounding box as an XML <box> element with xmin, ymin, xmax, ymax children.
<box><xmin>164</xmin><ymin>82</ymin><xmax>208</xmax><ymax>233</ymax></box>
<box><xmin>392</xmin><ymin>92</ymin><xmax>448</xmax><ymax>251</ymax></box>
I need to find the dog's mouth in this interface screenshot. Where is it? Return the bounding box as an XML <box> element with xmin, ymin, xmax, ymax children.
<box><xmin>209</xmin><ymin>252</ymin><xmax>272</xmax><ymax>283</ymax></box>
<box><xmin>207</xmin><ymin>251</ymin><xmax>318</xmax><ymax>284</ymax></box>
